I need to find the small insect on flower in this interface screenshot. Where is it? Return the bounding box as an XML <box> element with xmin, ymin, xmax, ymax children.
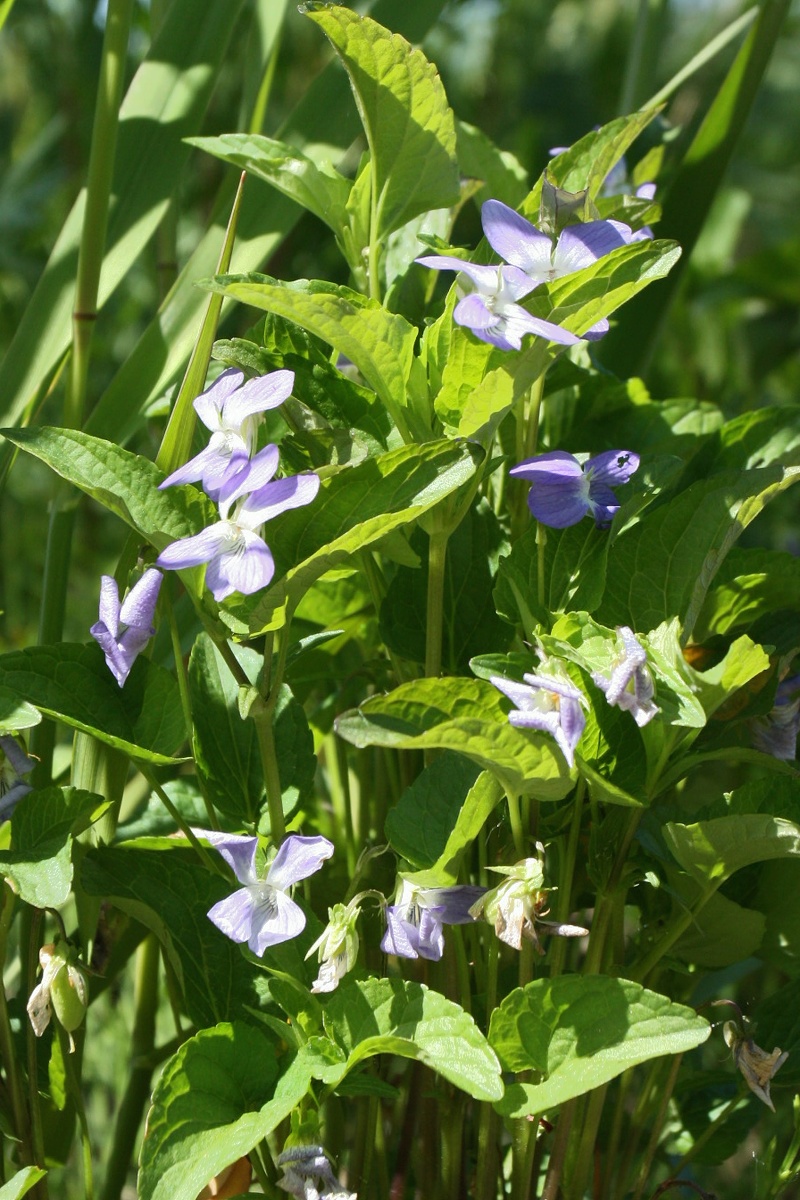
<box><xmin>509</xmin><ymin>449</ymin><xmax>639</xmax><ymax>529</ymax></box>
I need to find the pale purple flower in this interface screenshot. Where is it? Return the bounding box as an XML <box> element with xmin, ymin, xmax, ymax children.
<box><xmin>90</xmin><ymin>568</ymin><xmax>163</xmax><ymax>687</ymax></box>
<box><xmin>509</xmin><ymin>448</ymin><xmax>639</xmax><ymax>528</ymax></box>
<box><xmin>159</xmin><ymin>368</ymin><xmax>294</xmax><ymax>500</ymax></box>
<box><xmin>0</xmin><ymin>735</ymin><xmax>35</xmax><ymax>820</ymax></box>
<box><xmin>469</xmin><ymin>851</ymin><xmax>588</xmax><ymax>952</ymax></box>
<box><xmin>381</xmin><ymin>880</ymin><xmax>485</xmax><ymax>961</ymax></box>
<box><xmin>195</xmin><ymin>829</ymin><xmax>334</xmax><ymax>956</ymax></box>
<box><xmin>491</xmin><ymin>665</ymin><xmax>588</xmax><ymax>768</ymax></box>
<box><xmin>592</xmin><ymin>626</ymin><xmax>659</xmax><ymax>727</ymax></box>
<box><xmin>156</xmin><ymin>447</ymin><xmax>320</xmax><ymax>602</ymax></box>
<box><xmin>751</xmin><ymin>676</ymin><xmax>800</xmax><ymax>761</ymax></box>
<box><xmin>415</xmin><ymin>256</ymin><xmax>579</xmax><ymax>351</ymax></box>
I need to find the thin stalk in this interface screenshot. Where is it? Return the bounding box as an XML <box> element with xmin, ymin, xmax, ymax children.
<box><xmin>253</xmin><ymin>709</ymin><xmax>286</xmax><ymax>844</ymax></box>
<box><xmin>22</xmin><ymin>907</ymin><xmax>49</xmax><ymax>1200</ymax></box>
<box><xmin>541</xmin><ymin>1098</ymin><xmax>576</xmax><ymax>1200</ymax></box>
<box><xmin>671</xmin><ymin>1095</ymin><xmax>744</xmax><ymax>1176</ymax></box>
<box><xmin>511</xmin><ymin>1117</ymin><xmax>534</xmax><ymax>1200</ymax></box>
<box><xmin>506</xmin><ymin>792</ymin><xmax>526</xmax><ymax>859</ymax></box>
<box><xmin>0</xmin><ymin>887</ymin><xmax>33</xmax><ymax>1170</ymax></box>
<box><xmin>59</xmin><ymin>1026</ymin><xmax>93</xmax><ymax>1200</ymax></box>
<box><xmin>141</xmin><ymin>769</ymin><xmax>225</xmax><ymax>875</ymax></box>
<box><xmin>548</xmin><ymin>780</ymin><xmax>585</xmax><ymax>979</ymax></box>
<box><xmin>569</xmin><ymin>1083</ymin><xmax>608</xmax><ymax>1200</ymax></box>
<box><xmin>475</xmin><ymin>936</ymin><xmax>500</xmax><ymax>1200</ymax></box>
<box><xmin>100</xmin><ymin>935</ymin><xmax>160</xmax><ymax>1200</ymax></box>
<box><xmin>631</xmin><ymin>1053</ymin><xmax>684</xmax><ymax>1200</ymax></box>
<box><xmin>618</xmin><ymin>0</ymin><xmax>668</xmax><ymax>115</ymax></box>
<box><xmin>425</xmin><ymin>528</ymin><xmax>450</xmax><ymax>680</ymax></box>
<box><xmin>441</xmin><ymin>1093</ymin><xmax>465</xmax><ymax>1200</ymax></box>
<box><xmin>629</xmin><ymin>889</ymin><xmax>714</xmax><ymax>984</ymax></box>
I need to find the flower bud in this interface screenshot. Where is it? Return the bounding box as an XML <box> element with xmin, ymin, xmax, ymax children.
<box><xmin>27</xmin><ymin>941</ymin><xmax>89</xmax><ymax>1051</ymax></box>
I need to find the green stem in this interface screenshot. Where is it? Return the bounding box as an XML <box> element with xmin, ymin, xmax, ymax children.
<box><xmin>506</xmin><ymin>791</ymin><xmax>527</xmax><ymax>859</ymax></box>
<box><xmin>0</xmin><ymin>887</ymin><xmax>34</xmax><ymax>1171</ymax></box>
<box><xmin>22</xmin><ymin>908</ymin><xmax>48</xmax><ymax>1199</ymax></box>
<box><xmin>629</xmin><ymin>888</ymin><xmax>715</xmax><ymax>984</ymax></box>
<box><xmin>425</xmin><ymin>528</ymin><xmax>450</xmax><ymax>680</ymax></box>
<box><xmin>253</xmin><ymin>709</ymin><xmax>286</xmax><ymax>844</ymax></box>
<box><xmin>59</xmin><ymin>1026</ymin><xmax>94</xmax><ymax>1200</ymax></box>
<box><xmin>141</xmin><ymin>769</ymin><xmax>225</xmax><ymax>874</ymax></box>
<box><xmin>441</xmin><ymin>1093</ymin><xmax>465</xmax><ymax>1200</ymax></box>
<box><xmin>631</xmin><ymin>1053</ymin><xmax>684</xmax><ymax>1200</ymax></box>
<box><xmin>100</xmin><ymin>935</ymin><xmax>160</xmax><ymax>1200</ymax></box>
<box><xmin>672</xmin><ymin>1095</ymin><xmax>744</xmax><ymax>1176</ymax></box>
<box><xmin>541</xmin><ymin>1098</ymin><xmax>576</xmax><ymax>1200</ymax></box>
<box><xmin>475</xmin><ymin>937</ymin><xmax>500</xmax><ymax>1200</ymax></box>
<box><xmin>569</xmin><ymin>1083</ymin><xmax>608</xmax><ymax>1200</ymax></box>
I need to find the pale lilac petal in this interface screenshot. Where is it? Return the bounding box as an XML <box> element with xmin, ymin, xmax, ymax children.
<box><xmin>416</xmin><ymin>256</ymin><xmax>504</xmax><ymax>294</ymax></box>
<box><xmin>481</xmin><ymin>199</ymin><xmax>553</xmax><ymax>276</ymax></box>
<box><xmin>159</xmin><ymin>444</ymin><xmax>226</xmax><ymax>491</ymax></box>
<box><xmin>217</xmin><ymin>443</ymin><xmax>281</xmax><ymax>514</ymax></box>
<box><xmin>208</xmin><ymin>886</ymin><xmax>259</xmax><ymax>945</ymax></box>
<box><xmin>90</xmin><ymin>621</ymin><xmax>136</xmax><ymax>686</ymax></box>
<box><xmin>586</xmin><ymin>449</ymin><xmax>640</xmax><ymax>484</ymax></box>
<box><xmin>501</xmin><ymin>307</ymin><xmax>580</xmax><ymax>348</ymax></box>
<box><xmin>267</xmin><ymin>834</ymin><xmax>334</xmax><ymax>891</ymax></box>
<box><xmin>509</xmin><ymin>451</ymin><xmax>584</xmax><ymax>482</ymax></box>
<box><xmin>242</xmin><ymin>473</ymin><xmax>321</xmax><ymax>527</ymax></box>
<box><xmin>522</xmin><ymin>672</ymin><xmax>585</xmax><ymax>705</ymax></box>
<box><xmin>97</xmin><ymin>576</ymin><xmax>121</xmax><ymax>637</ymax></box>
<box><xmin>193</xmin><ymin>368</ymin><xmax>244</xmax><ymax>431</ymax></box>
<box><xmin>204</xmin><ymin>530</ymin><xmax>274</xmax><ymax>601</ymax></box>
<box><xmin>416</xmin><ymin>908</ymin><xmax>445</xmax><ymax>960</ymax></box>
<box><xmin>223</xmin><ymin>369</ymin><xmax>294</xmax><ymax>427</ymax></box>
<box><xmin>453</xmin><ymin>293</ymin><xmax>498</xmax><ymax>332</ymax></box>
<box><xmin>582</xmin><ymin>318</ymin><xmax>609</xmax><ymax>341</ymax></box>
<box><xmin>193</xmin><ymin>829</ymin><xmax>258</xmax><ymax>883</ymax></box>
<box><xmin>157</xmin><ymin>524</ymin><xmax>233</xmax><ymax>571</ymax></box>
<box><xmin>629</xmin><ymin>226</ymin><xmax>654</xmax><ymax>242</ymax></box>
<box><xmin>201</xmin><ymin>447</ymin><xmax>250</xmax><ymax>503</ymax></box>
<box><xmin>0</xmin><ymin>781</ymin><xmax>32</xmax><ymax>820</ymax></box>
<box><xmin>381</xmin><ymin>906</ymin><xmax>421</xmax><ymax>958</ymax></box>
<box><xmin>508</xmin><ymin>707</ymin><xmax>562</xmax><ymax>737</ymax></box>
<box><xmin>491</xmin><ymin>676</ymin><xmax>540</xmax><ymax>710</ymax></box>
<box><xmin>250</xmin><ymin>888</ymin><xmax>307</xmax><ymax>954</ymax></box>
<box><xmin>636</xmin><ymin>183</ymin><xmax>656</xmax><ymax>200</ymax></box>
<box><xmin>118</xmin><ymin>568</ymin><xmax>162</xmax><ymax>631</ymax></box>
<box><xmin>552</xmin><ymin>221</ymin><xmax>630</xmax><ymax>275</ymax></box>
<box><xmin>558</xmin><ymin>697</ymin><xmax>586</xmax><ymax>765</ymax></box>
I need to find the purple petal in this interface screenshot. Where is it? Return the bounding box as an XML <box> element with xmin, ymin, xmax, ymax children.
<box><xmin>159</xmin><ymin>444</ymin><xmax>225</xmax><ymax>491</ymax></box>
<box><xmin>416</xmin><ymin>908</ymin><xmax>445</xmax><ymax>960</ymax></box>
<box><xmin>0</xmin><ymin>735</ymin><xmax>35</xmax><ymax>779</ymax></box>
<box><xmin>0</xmin><ymin>781</ymin><xmax>32</xmax><ymax>821</ymax></box>
<box><xmin>522</xmin><ymin>672</ymin><xmax>585</xmax><ymax>705</ymax></box>
<box><xmin>250</xmin><ymin>888</ymin><xmax>307</xmax><ymax>954</ymax></box>
<box><xmin>587</xmin><ymin>481</ymin><xmax>620</xmax><ymax>527</ymax></box>
<box><xmin>193</xmin><ymin>829</ymin><xmax>258</xmax><ymax>883</ymax></box>
<box><xmin>509</xmin><ymin>707</ymin><xmax>562</xmax><ymax>738</ymax></box>
<box><xmin>636</xmin><ymin>182</ymin><xmax>657</xmax><ymax>200</ymax></box>
<box><xmin>509</xmin><ymin>451</ymin><xmax>583</xmax><ymax>482</ymax></box>
<box><xmin>89</xmin><ymin>621</ymin><xmax>136</xmax><ymax>687</ymax></box>
<box><xmin>267</xmin><ymin>834</ymin><xmax>334</xmax><ymax>891</ymax></box>
<box><xmin>427</xmin><ymin>885</ymin><xmax>487</xmax><ymax>924</ymax></box>
<box><xmin>491</xmin><ymin>675</ymin><xmax>539</xmax><ymax>710</ymax></box>
<box><xmin>118</xmin><ymin>568</ymin><xmax>162</xmax><ymax>632</ymax></box>
<box><xmin>416</xmin><ymin>256</ymin><xmax>505</xmax><ymax>296</ymax></box>
<box><xmin>242</xmin><ymin>473</ymin><xmax>321</xmax><ymax>527</ymax></box>
<box><xmin>527</xmin><ymin>481</ymin><xmax>590</xmax><ymax>528</ymax></box>
<box><xmin>453</xmin><ymin>293</ymin><xmax>498</xmax><ymax>332</ymax></box>
<box><xmin>208</xmin><ymin>886</ymin><xmax>258</xmax><ymax>945</ymax></box>
<box><xmin>222</xmin><ymin>369</ymin><xmax>294</xmax><ymax>427</ymax></box>
<box><xmin>217</xmin><ymin>444</ymin><xmax>280</xmax><ymax>514</ymax></box>
<box><xmin>381</xmin><ymin>907</ymin><xmax>421</xmax><ymax>959</ymax></box>
<box><xmin>552</xmin><ymin>221</ymin><xmax>629</xmax><ymax>275</ymax></box>
<box><xmin>557</xmin><ymin>697</ymin><xmax>586</xmax><ymax>765</ymax></box>
<box><xmin>582</xmin><ymin>318</ymin><xmax>609</xmax><ymax>341</ymax></box>
<box><xmin>97</xmin><ymin>576</ymin><xmax>121</xmax><ymax>637</ymax></box>
<box><xmin>193</xmin><ymin>368</ymin><xmax>244</xmax><ymax>430</ymax></box>
<box><xmin>204</xmin><ymin>530</ymin><xmax>274</xmax><ymax>601</ymax></box>
<box><xmin>586</xmin><ymin>449</ymin><xmax>639</xmax><ymax>484</ymax></box>
<box><xmin>501</xmin><ymin>306</ymin><xmax>580</xmax><ymax>348</ymax></box>
<box><xmin>157</xmin><ymin>524</ymin><xmax>233</xmax><ymax>571</ymax></box>
<box><xmin>481</xmin><ymin>199</ymin><xmax>553</xmax><ymax>276</ymax></box>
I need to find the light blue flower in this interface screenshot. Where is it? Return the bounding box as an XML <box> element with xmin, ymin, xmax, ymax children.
<box><xmin>491</xmin><ymin>663</ymin><xmax>588</xmax><ymax>767</ymax></box>
<box><xmin>159</xmin><ymin>367</ymin><xmax>294</xmax><ymax>501</ymax></box>
<box><xmin>90</xmin><ymin>567</ymin><xmax>163</xmax><ymax>686</ymax></box>
<box><xmin>195</xmin><ymin>829</ymin><xmax>334</xmax><ymax>956</ymax></box>
<box><xmin>509</xmin><ymin>448</ymin><xmax>639</xmax><ymax>528</ymax></box>
<box><xmin>592</xmin><ymin>626</ymin><xmax>659</xmax><ymax>727</ymax></box>
<box><xmin>381</xmin><ymin>879</ymin><xmax>485</xmax><ymax>961</ymax></box>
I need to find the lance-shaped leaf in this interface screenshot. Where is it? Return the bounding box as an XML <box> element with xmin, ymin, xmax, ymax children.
<box><xmin>227</xmin><ymin>439</ymin><xmax>482</xmax><ymax>636</ymax></box>
<box><xmin>597</xmin><ymin>465</ymin><xmax>800</xmax><ymax>637</ymax></box>
<box><xmin>321</xmin><ymin>977</ymin><xmax>502</xmax><ymax>1101</ymax></box>
<box><xmin>201</xmin><ymin>274</ymin><xmax>428</xmax><ymax>440</ymax></box>
<box><xmin>0</xmin><ymin>426</ymin><xmax>215</xmax><ymax>551</ymax></box>
<box><xmin>187</xmin><ymin>133</ymin><xmax>352</xmax><ymax>236</ymax></box>
<box><xmin>336</xmin><ymin>676</ymin><xmax>573</xmax><ymax>801</ymax></box>
<box><xmin>306</xmin><ymin>6</ymin><xmax>459</xmax><ymax>238</ymax></box>
<box><xmin>0</xmin><ymin>787</ymin><xmax>109</xmax><ymax>907</ymax></box>
<box><xmin>492</xmin><ymin>976</ymin><xmax>710</xmax><ymax>1116</ymax></box>
<box><xmin>0</xmin><ymin>0</ymin><xmax>248</xmax><ymax>426</ymax></box>
<box><xmin>139</xmin><ymin>1022</ymin><xmax>314</xmax><ymax>1200</ymax></box>
<box><xmin>0</xmin><ymin>645</ymin><xmax>187</xmax><ymax>765</ymax></box>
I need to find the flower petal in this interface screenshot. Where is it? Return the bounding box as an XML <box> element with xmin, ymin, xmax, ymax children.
<box><xmin>204</xmin><ymin>530</ymin><xmax>274</xmax><ymax>601</ymax></box>
<box><xmin>0</xmin><ymin>735</ymin><xmax>35</xmax><ymax>779</ymax></box>
<box><xmin>193</xmin><ymin>368</ymin><xmax>244</xmax><ymax>430</ymax></box>
<box><xmin>416</xmin><ymin>907</ymin><xmax>445</xmax><ymax>960</ymax></box>
<box><xmin>426</xmin><ymin>885</ymin><xmax>487</xmax><ymax>923</ymax></box>
<box><xmin>118</xmin><ymin>568</ymin><xmax>163</xmax><ymax>631</ymax></box>
<box><xmin>453</xmin><ymin>293</ymin><xmax>498</xmax><ymax>332</ymax></box>
<box><xmin>222</xmin><ymin>369</ymin><xmax>294</xmax><ymax>427</ymax></box>
<box><xmin>553</xmin><ymin>220</ymin><xmax>630</xmax><ymax>275</ymax></box>
<box><xmin>500</xmin><ymin>306</ymin><xmax>580</xmax><ymax>348</ymax></box>
<box><xmin>158</xmin><ymin>444</ymin><xmax>226</xmax><ymax>491</ymax></box>
<box><xmin>97</xmin><ymin>576</ymin><xmax>121</xmax><ymax>637</ymax></box>
<box><xmin>416</xmin><ymin>256</ymin><xmax>504</xmax><ymax>296</ymax></box>
<box><xmin>208</xmin><ymin>886</ymin><xmax>259</xmax><ymax>945</ymax></box>
<box><xmin>267</xmin><ymin>834</ymin><xmax>334</xmax><ymax>891</ymax></box>
<box><xmin>217</xmin><ymin>444</ymin><xmax>280</xmax><ymax>514</ymax></box>
<box><xmin>381</xmin><ymin>906</ymin><xmax>421</xmax><ymax>959</ymax></box>
<box><xmin>587</xmin><ymin>481</ymin><xmax>621</xmax><ymax>528</ymax></box>
<box><xmin>586</xmin><ymin>449</ymin><xmax>639</xmax><ymax>484</ymax></box>
<box><xmin>481</xmin><ymin>199</ymin><xmax>553</xmax><ymax>276</ymax></box>
<box><xmin>193</xmin><ymin>829</ymin><xmax>258</xmax><ymax>883</ymax></box>
<box><xmin>509</xmin><ymin>451</ymin><xmax>583</xmax><ymax>482</ymax></box>
<box><xmin>249</xmin><ymin>887</ymin><xmax>307</xmax><ymax>954</ymax></box>
<box><xmin>527</xmin><ymin>481</ymin><xmax>590</xmax><ymax>527</ymax></box>
<box><xmin>89</xmin><ymin>621</ymin><xmax>135</xmax><ymax>687</ymax></box>
<box><xmin>157</xmin><ymin>524</ymin><xmax>233</xmax><ymax>571</ymax></box>
<box><xmin>241</xmin><ymin>473</ymin><xmax>321</xmax><ymax>528</ymax></box>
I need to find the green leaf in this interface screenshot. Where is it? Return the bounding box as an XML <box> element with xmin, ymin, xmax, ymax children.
<box><xmin>0</xmin><ymin>788</ymin><xmax>108</xmax><ymax>907</ymax></box>
<box><xmin>306</xmin><ymin>7</ymin><xmax>459</xmax><ymax>238</ymax></box>
<box><xmin>0</xmin><ymin>1168</ymin><xmax>48</xmax><ymax>1200</ymax></box>
<box><xmin>0</xmin><ymin>644</ymin><xmax>187</xmax><ymax>765</ymax></box>
<box><xmin>201</xmin><ymin>274</ymin><xmax>427</xmax><ymax>439</ymax></box>
<box><xmin>0</xmin><ymin>690</ymin><xmax>41</xmax><ymax>735</ymax></box>
<box><xmin>495</xmin><ymin>521</ymin><xmax>609</xmax><ymax>628</ymax></box>
<box><xmin>491</xmin><ymin>976</ymin><xmax>709</xmax><ymax>1116</ymax></box>
<box><xmin>597</xmin><ymin>466</ymin><xmax>800</xmax><ymax>638</ymax></box>
<box><xmin>81</xmin><ymin>843</ymin><xmax>261</xmax><ymax>1027</ymax></box>
<box><xmin>189</xmin><ymin>637</ymin><xmax>264</xmax><ymax>825</ymax></box>
<box><xmin>187</xmin><ymin>133</ymin><xmax>351</xmax><ymax>235</ymax></box>
<box><xmin>384</xmin><ymin>751</ymin><xmax>482</xmax><ymax>870</ymax></box>
<box><xmin>687</xmin><ymin>635</ymin><xmax>771</xmax><ymax>721</ymax></box>
<box><xmin>670</xmin><ymin>872</ymin><xmax>765</xmax><ymax>968</ymax></box>
<box><xmin>0</xmin><ymin>427</ymin><xmax>215</xmax><ymax>553</ymax></box>
<box><xmin>227</xmin><ymin>439</ymin><xmax>482</xmax><ymax>636</ymax></box>
<box><xmin>322</xmin><ymin>977</ymin><xmax>502</xmax><ymax>1101</ymax></box>
<box><xmin>404</xmin><ymin>771</ymin><xmax>505</xmax><ymax>889</ymax></box>
<box><xmin>335</xmin><ymin>676</ymin><xmax>573</xmax><ymax>802</ymax></box>
<box><xmin>379</xmin><ymin>501</ymin><xmax>509</xmax><ymax>669</ymax></box>
<box><xmin>693</xmin><ymin>547</ymin><xmax>800</xmax><ymax>640</ymax></box>
<box><xmin>0</xmin><ymin>0</ymin><xmax>247</xmax><ymax>426</ymax></box>
<box><xmin>139</xmin><ymin>1022</ymin><xmax>313</xmax><ymax>1200</ymax></box>
<box><xmin>664</xmin><ymin>813</ymin><xmax>800</xmax><ymax>886</ymax></box>
<box><xmin>455</xmin><ymin>119</ymin><xmax>528</xmax><ymax>208</ymax></box>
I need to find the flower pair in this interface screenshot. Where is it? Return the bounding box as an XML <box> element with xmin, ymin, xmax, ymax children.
<box><xmin>417</xmin><ymin>198</ymin><xmax>647</xmax><ymax>351</ymax></box>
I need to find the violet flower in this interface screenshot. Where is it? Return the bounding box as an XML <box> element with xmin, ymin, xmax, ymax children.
<box><xmin>491</xmin><ymin>663</ymin><xmax>588</xmax><ymax>768</ymax></box>
<box><xmin>0</xmin><ymin>735</ymin><xmax>35</xmax><ymax>821</ymax></box>
<box><xmin>381</xmin><ymin>880</ymin><xmax>486</xmax><ymax>961</ymax></box>
<box><xmin>469</xmin><ymin>851</ymin><xmax>588</xmax><ymax>952</ymax></box>
<box><xmin>156</xmin><ymin>446</ymin><xmax>320</xmax><ymax>602</ymax></box>
<box><xmin>592</xmin><ymin>626</ymin><xmax>659</xmax><ymax>727</ymax></box>
<box><xmin>509</xmin><ymin>448</ymin><xmax>639</xmax><ymax>529</ymax></box>
<box><xmin>90</xmin><ymin>568</ymin><xmax>163</xmax><ymax>687</ymax></box>
<box><xmin>195</xmin><ymin>829</ymin><xmax>334</xmax><ymax>957</ymax></box>
<box><xmin>751</xmin><ymin>676</ymin><xmax>800</xmax><ymax>761</ymax></box>
<box><xmin>414</xmin><ymin>256</ymin><xmax>579</xmax><ymax>351</ymax></box>
<box><xmin>277</xmin><ymin>1146</ymin><xmax>355</xmax><ymax>1200</ymax></box>
<box><xmin>159</xmin><ymin>367</ymin><xmax>294</xmax><ymax>500</ymax></box>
